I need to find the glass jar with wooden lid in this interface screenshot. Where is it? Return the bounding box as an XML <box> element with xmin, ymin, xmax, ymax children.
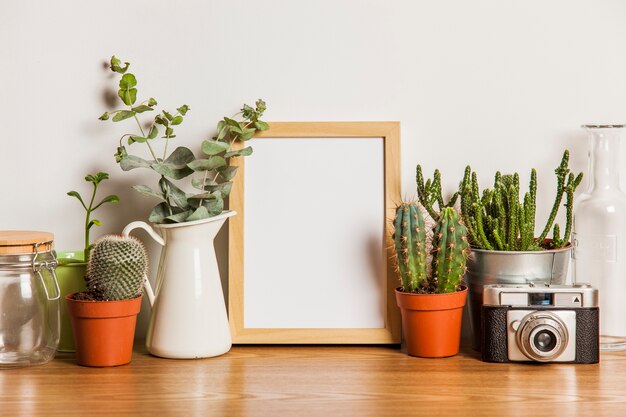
<box><xmin>0</xmin><ymin>231</ymin><xmax>60</xmax><ymax>367</ymax></box>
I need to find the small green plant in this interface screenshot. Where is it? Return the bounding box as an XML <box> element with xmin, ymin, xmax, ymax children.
<box><xmin>392</xmin><ymin>203</ymin><xmax>470</xmax><ymax>294</ymax></box>
<box><xmin>67</xmin><ymin>172</ymin><xmax>120</xmax><ymax>261</ymax></box>
<box><xmin>456</xmin><ymin>150</ymin><xmax>583</xmax><ymax>251</ymax></box>
<box><xmin>82</xmin><ymin>235</ymin><xmax>148</xmax><ymax>301</ymax></box>
<box><xmin>99</xmin><ymin>56</ymin><xmax>268</xmax><ymax>224</ymax></box>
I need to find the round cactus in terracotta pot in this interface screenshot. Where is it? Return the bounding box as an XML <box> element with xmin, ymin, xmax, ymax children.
<box><xmin>66</xmin><ymin>234</ymin><xmax>147</xmax><ymax>367</ymax></box>
<box><xmin>392</xmin><ymin>198</ymin><xmax>470</xmax><ymax>358</ymax></box>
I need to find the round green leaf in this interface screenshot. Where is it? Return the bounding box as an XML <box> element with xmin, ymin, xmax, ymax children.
<box><xmin>186</xmin><ymin>206</ymin><xmax>210</xmax><ymax>222</ymax></box>
<box><xmin>119</xmin><ymin>73</ymin><xmax>137</xmax><ymax>89</ymax></box>
<box><xmin>128</xmin><ymin>135</ymin><xmax>147</xmax><ymax>144</ymax></box>
<box><xmin>148</xmin><ymin>125</ymin><xmax>159</xmax><ymax>139</ymax></box>
<box><xmin>150</xmin><ymin>162</ymin><xmax>193</xmax><ymax>180</ymax></box>
<box><xmin>164</xmin><ymin>146</ymin><xmax>195</xmax><ymax>168</ymax></box>
<box><xmin>132</xmin><ymin>185</ymin><xmax>165</xmax><ymax>200</ymax></box>
<box><xmin>187</xmin><ymin>156</ymin><xmax>226</xmax><ymax>171</ymax></box>
<box><xmin>216</xmin><ymin>166</ymin><xmax>238</xmax><ymax>181</ymax></box>
<box><xmin>118</xmin><ymin>88</ymin><xmax>137</xmax><ymax>106</ymax></box>
<box><xmin>224</xmin><ymin>146</ymin><xmax>253</xmax><ymax>158</ymax></box>
<box><xmin>254</xmin><ymin>121</ymin><xmax>269</xmax><ymax>131</ymax></box>
<box><xmin>132</xmin><ymin>105</ymin><xmax>153</xmax><ymax>113</ymax></box>
<box><xmin>120</xmin><ymin>155</ymin><xmax>150</xmax><ymax>171</ymax></box>
<box><xmin>112</xmin><ymin>110</ymin><xmax>136</xmax><ymax>122</ymax></box>
<box><xmin>201</xmin><ymin>140</ymin><xmax>230</xmax><ymax>155</ymax></box>
<box><xmin>110</xmin><ymin>56</ymin><xmax>129</xmax><ymax>74</ymax></box>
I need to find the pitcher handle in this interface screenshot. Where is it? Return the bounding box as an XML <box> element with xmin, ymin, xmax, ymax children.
<box><xmin>122</xmin><ymin>221</ymin><xmax>165</xmax><ymax>307</ymax></box>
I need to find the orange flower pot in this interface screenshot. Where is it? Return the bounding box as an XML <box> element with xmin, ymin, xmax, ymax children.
<box><xmin>395</xmin><ymin>286</ymin><xmax>468</xmax><ymax>358</ymax></box>
<box><xmin>66</xmin><ymin>294</ymin><xmax>142</xmax><ymax>367</ymax></box>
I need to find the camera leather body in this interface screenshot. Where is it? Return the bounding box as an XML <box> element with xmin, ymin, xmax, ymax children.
<box><xmin>482</xmin><ymin>305</ymin><xmax>599</xmax><ymax>364</ymax></box>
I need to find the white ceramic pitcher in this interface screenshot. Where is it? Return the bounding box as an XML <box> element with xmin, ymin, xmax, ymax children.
<box><xmin>122</xmin><ymin>210</ymin><xmax>235</xmax><ymax>359</ymax></box>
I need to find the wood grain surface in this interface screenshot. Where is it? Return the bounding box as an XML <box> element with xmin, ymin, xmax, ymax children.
<box><xmin>2</xmin><ymin>345</ymin><xmax>626</xmax><ymax>417</ymax></box>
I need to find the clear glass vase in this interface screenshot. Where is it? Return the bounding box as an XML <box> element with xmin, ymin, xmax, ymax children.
<box><xmin>573</xmin><ymin>124</ymin><xmax>626</xmax><ymax>351</ymax></box>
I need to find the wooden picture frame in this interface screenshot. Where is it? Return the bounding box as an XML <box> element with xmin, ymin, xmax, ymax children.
<box><xmin>228</xmin><ymin>122</ymin><xmax>401</xmax><ymax>344</ymax></box>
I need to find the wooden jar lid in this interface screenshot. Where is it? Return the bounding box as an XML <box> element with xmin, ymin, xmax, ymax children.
<box><xmin>0</xmin><ymin>231</ymin><xmax>54</xmax><ymax>254</ymax></box>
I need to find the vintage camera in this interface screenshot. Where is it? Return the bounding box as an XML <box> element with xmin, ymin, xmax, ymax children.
<box><xmin>481</xmin><ymin>283</ymin><xmax>599</xmax><ymax>363</ymax></box>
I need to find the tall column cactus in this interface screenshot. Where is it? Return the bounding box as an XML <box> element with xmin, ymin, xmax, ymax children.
<box><xmin>393</xmin><ymin>203</ymin><xmax>428</xmax><ymax>292</ymax></box>
<box><xmin>431</xmin><ymin>208</ymin><xmax>471</xmax><ymax>293</ymax></box>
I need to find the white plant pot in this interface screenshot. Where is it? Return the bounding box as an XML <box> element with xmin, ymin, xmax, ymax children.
<box><xmin>123</xmin><ymin>210</ymin><xmax>235</xmax><ymax>359</ymax></box>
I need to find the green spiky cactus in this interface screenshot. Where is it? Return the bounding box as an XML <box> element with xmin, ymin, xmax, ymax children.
<box><xmin>392</xmin><ymin>202</ymin><xmax>469</xmax><ymax>294</ymax></box>
<box><xmin>393</xmin><ymin>203</ymin><xmax>428</xmax><ymax>292</ymax></box>
<box><xmin>85</xmin><ymin>235</ymin><xmax>148</xmax><ymax>301</ymax></box>
<box><xmin>416</xmin><ymin>165</ymin><xmax>459</xmax><ymax>220</ymax></box>
<box><xmin>431</xmin><ymin>208</ymin><xmax>471</xmax><ymax>293</ymax></box>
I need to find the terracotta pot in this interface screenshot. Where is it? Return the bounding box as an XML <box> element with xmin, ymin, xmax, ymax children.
<box><xmin>395</xmin><ymin>286</ymin><xmax>468</xmax><ymax>358</ymax></box>
<box><xmin>66</xmin><ymin>294</ymin><xmax>142</xmax><ymax>367</ymax></box>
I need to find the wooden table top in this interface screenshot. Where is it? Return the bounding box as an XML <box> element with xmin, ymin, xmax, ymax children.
<box><xmin>2</xmin><ymin>345</ymin><xmax>626</xmax><ymax>416</ymax></box>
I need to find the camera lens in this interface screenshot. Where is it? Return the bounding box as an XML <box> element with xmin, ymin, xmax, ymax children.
<box><xmin>516</xmin><ymin>312</ymin><xmax>569</xmax><ymax>362</ymax></box>
<box><xmin>534</xmin><ymin>329</ymin><xmax>557</xmax><ymax>353</ymax></box>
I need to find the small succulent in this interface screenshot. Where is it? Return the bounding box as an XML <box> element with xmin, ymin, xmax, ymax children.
<box><xmin>80</xmin><ymin>235</ymin><xmax>148</xmax><ymax>301</ymax></box>
<box><xmin>66</xmin><ymin>172</ymin><xmax>120</xmax><ymax>261</ymax></box>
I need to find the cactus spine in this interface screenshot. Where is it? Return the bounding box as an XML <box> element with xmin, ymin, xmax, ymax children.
<box><xmin>393</xmin><ymin>203</ymin><xmax>469</xmax><ymax>294</ymax></box>
<box><xmin>85</xmin><ymin>235</ymin><xmax>148</xmax><ymax>301</ymax></box>
<box><xmin>393</xmin><ymin>203</ymin><xmax>428</xmax><ymax>292</ymax></box>
<box><xmin>431</xmin><ymin>208</ymin><xmax>470</xmax><ymax>293</ymax></box>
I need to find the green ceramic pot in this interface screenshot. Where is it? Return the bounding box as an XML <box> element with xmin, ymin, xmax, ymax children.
<box><xmin>56</xmin><ymin>251</ymin><xmax>87</xmax><ymax>352</ymax></box>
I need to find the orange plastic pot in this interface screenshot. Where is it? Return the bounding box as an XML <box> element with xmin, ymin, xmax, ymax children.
<box><xmin>66</xmin><ymin>294</ymin><xmax>142</xmax><ymax>367</ymax></box>
<box><xmin>395</xmin><ymin>286</ymin><xmax>468</xmax><ymax>358</ymax></box>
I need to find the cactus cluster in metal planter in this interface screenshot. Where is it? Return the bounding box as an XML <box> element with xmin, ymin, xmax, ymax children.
<box><xmin>392</xmin><ymin>203</ymin><xmax>470</xmax><ymax>294</ymax></box>
<box><xmin>459</xmin><ymin>150</ymin><xmax>583</xmax><ymax>250</ymax></box>
<box><xmin>84</xmin><ymin>235</ymin><xmax>148</xmax><ymax>301</ymax></box>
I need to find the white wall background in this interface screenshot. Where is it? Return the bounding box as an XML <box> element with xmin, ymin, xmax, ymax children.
<box><xmin>2</xmin><ymin>0</ymin><xmax>626</xmax><ymax>338</ymax></box>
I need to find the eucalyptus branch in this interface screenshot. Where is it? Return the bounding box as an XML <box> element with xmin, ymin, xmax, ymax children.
<box><xmin>100</xmin><ymin>55</ymin><xmax>267</xmax><ymax>224</ymax></box>
<box><xmin>196</xmin><ymin>170</ymin><xmax>211</xmax><ymax>208</ymax></box>
<box><xmin>133</xmin><ymin>114</ymin><xmax>160</xmax><ymax>161</ymax></box>
<box><xmin>133</xmin><ymin>115</ymin><xmax>146</xmax><ymax>137</ymax></box>
<box><xmin>163</xmin><ymin>139</ymin><xmax>169</xmax><ymax>162</ymax></box>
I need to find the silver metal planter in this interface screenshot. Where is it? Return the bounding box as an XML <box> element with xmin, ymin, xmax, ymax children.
<box><xmin>466</xmin><ymin>245</ymin><xmax>573</xmax><ymax>350</ymax></box>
